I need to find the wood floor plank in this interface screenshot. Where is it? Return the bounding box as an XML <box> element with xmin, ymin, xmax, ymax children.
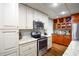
<box><xmin>44</xmin><ymin>43</ymin><xmax>67</xmax><ymax>56</ymax></box>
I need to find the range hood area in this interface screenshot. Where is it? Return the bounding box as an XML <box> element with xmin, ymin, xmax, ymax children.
<box><xmin>0</xmin><ymin>3</ymin><xmax>79</xmax><ymax>56</ymax></box>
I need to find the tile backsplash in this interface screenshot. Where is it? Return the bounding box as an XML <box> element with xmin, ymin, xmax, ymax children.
<box><xmin>19</xmin><ymin>29</ymin><xmax>32</xmax><ymax>40</ymax></box>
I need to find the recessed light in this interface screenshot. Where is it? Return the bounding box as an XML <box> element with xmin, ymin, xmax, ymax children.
<box><xmin>60</xmin><ymin>11</ymin><xmax>66</xmax><ymax>15</ymax></box>
<box><xmin>52</xmin><ymin>3</ymin><xmax>58</xmax><ymax>7</ymax></box>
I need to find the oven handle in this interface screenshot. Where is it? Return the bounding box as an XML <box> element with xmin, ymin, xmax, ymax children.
<box><xmin>38</xmin><ymin>38</ymin><xmax>47</xmax><ymax>41</ymax></box>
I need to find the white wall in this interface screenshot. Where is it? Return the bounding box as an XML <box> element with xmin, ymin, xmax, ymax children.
<box><xmin>47</xmin><ymin>18</ymin><xmax>53</xmax><ymax>36</ymax></box>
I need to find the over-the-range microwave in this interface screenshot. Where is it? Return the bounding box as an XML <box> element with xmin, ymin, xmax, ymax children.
<box><xmin>33</xmin><ymin>20</ymin><xmax>44</xmax><ymax>30</ymax></box>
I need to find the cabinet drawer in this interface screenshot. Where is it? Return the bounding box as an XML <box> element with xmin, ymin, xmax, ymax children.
<box><xmin>20</xmin><ymin>42</ymin><xmax>36</xmax><ymax>52</ymax></box>
<box><xmin>19</xmin><ymin>41</ymin><xmax>37</xmax><ymax>56</ymax></box>
<box><xmin>20</xmin><ymin>48</ymin><xmax>37</xmax><ymax>56</ymax></box>
<box><xmin>2</xmin><ymin>48</ymin><xmax>17</xmax><ymax>56</ymax></box>
<box><xmin>4</xmin><ymin>52</ymin><xmax>17</xmax><ymax>56</ymax></box>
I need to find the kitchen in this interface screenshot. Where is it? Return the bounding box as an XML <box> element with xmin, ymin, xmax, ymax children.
<box><xmin>0</xmin><ymin>3</ymin><xmax>79</xmax><ymax>56</ymax></box>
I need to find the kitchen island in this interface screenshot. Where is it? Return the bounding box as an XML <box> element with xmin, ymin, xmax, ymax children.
<box><xmin>63</xmin><ymin>40</ymin><xmax>79</xmax><ymax>56</ymax></box>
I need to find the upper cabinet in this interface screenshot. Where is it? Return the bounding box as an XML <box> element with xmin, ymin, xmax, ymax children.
<box><xmin>42</xmin><ymin>14</ymin><xmax>48</xmax><ymax>30</ymax></box>
<box><xmin>0</xmin><ymin>3</ymin><xmax>18</xmax><ymax>29</ymax></box>
<box><xmin>72</xmin><ymin>13</ymin><xmax>79</xmax><ymax>23</ymax></box>
<box><xmin>19</xmin><ymin>4</ymin><xmax>48</xmax><ymax>30</ymax></box>
<box><xmin>53</xmin><ymin>16</ymin><xmax>71</xmax><ymax>30</ymax></box>
<box><xmin>3</xmin><ymin>3</ymin><xmax>18</xmax><ymax>29</ymax></box>
<box><xmin>33</xmin><ymin>10</ymin><xmax>38</xmax><ymax>21</ymax></box>
<box><xmin>34</xmin><ymin>10</ymin><xmax>48</xmax><ymax>29</ymax></box>
<box><xmin>19</xmin><ymin>4</ymin><xmax>34</xmax><ymax>29</ymax></box>
<box><xmin>26</xmin><ymin>7</ymin><xmax>34</xmax><ymax>29</ymax></box>
<box><xmin>19</xmin><ymin>4</ymin><xmax>27</xmax><ymax>29</ymax></box>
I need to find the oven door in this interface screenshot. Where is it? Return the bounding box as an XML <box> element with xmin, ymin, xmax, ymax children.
<box><xmin>37</xmin><ymin>37</ymin><xmax>47</xmax><ymax>56</ymax></box>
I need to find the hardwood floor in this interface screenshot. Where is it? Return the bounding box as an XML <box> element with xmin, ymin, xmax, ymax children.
<box><xmin>44</xmin><ymin>43</ymin><xmax>67</xmax><ymax>56</ymax></box>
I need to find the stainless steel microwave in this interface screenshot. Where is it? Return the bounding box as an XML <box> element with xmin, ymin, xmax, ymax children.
<box><xmin>33</xmin><ymin>20</ymin><xmax>44</xmax><ymax>30</ymax></box>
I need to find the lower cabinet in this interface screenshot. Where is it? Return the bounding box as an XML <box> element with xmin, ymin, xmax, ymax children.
<box><xmin>52</xmin><ymin>34</ymin><xmax>71</xmax><ymax>46</ymax></box>
<box><xmin>0</xmin><ymin>30</ymin><xmax>18</xmax><ymax>56</ymax></box>
<box><xmin>19</xmin><ymin>41</ymin><xmax>37</xmax><ymax>56</ymax></box>
<box><xmin>47</xmin><ymin>36</ymin><xmax>52</xmax><ymax>49</ymax></box>
<box><xmin>2</xmin><ymin>48</ymin><xmax>18</xmax><ymax>56</ymax></box>
<box><xmin>63</xmin><ymin>36</ymin><xmax>71</xmax><ymax>46</ymax></box>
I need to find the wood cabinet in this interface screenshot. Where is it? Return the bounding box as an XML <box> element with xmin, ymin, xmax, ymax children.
<box><xmin>52</xmin><ymin>34</ymin><xmax>58</xmax><ymax>43</ymax></box>
<box><xmin>52</xmin><ymin>35</ymin><xmax>63</xmax><ymax>45</ymax></box>
<box><xmin>53</xmin><ymin>16</ymin><xmax>72</xmax><ymax>46</ymax></box>
<box><xmin>19</xmin><ymin>41</ymin><xmax>37</xmax><ymax>56</ymax></box>
<box><xmin>53</xmin><ymin>16</ymin><xmax>71</xmax><ymax>30</ymax></box>
<box><xmin>0</xmin><ymin>30</ymin><xmax>18</xmax><ymax>56</ymax></box>
<box><xmin>52</xmin><ymin>34</ymin><xmax>71</xmax><ymax>46</ymax></box>
<box><xmin>63</xmin><ymin>35</ymin><xmax>71</xmax><ymax>46</ymax></box>
<box><xmin>72</xmin><ymin>13</ymin><xmax>79</xmax><ymax>23</ymax></box>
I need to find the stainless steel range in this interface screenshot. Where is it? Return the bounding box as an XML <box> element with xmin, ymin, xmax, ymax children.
<box><xmin>37</xmin><ymin>36</ymin><xmax>47</xmax><ymax>56</ymax></box>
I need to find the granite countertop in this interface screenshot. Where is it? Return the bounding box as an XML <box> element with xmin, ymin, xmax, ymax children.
<box><xmin>19</xmin><ymin>38</ymin><xmax>37</xmax><ymax>45</ymax></box>
<box><xmin>63</xmin><ymin>40</ymin><xmax>79</xmax><ymax>56</ymax></box>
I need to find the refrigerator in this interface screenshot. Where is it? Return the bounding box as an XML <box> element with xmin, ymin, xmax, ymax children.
<box><xmin>72</xmin><ymin>23</ymin><xmax>79</xmax><ymax>41</ymax></box>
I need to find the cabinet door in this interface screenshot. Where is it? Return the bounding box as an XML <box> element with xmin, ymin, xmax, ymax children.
<box><xmin>47</xmin><ymin>36</ymin><xmax>52</xmax><ymax>49</ymax></box>
<box><xmin>26</xmin><ymin>7</ymin><xmax>34</xmax><ymax>29</ymax></box>
<box><xmin>19</xmin><ymin>4</ymin><xmax>27</xmax><ymax>29</ymax></box>
<box><xmin>34</xmin><ymin>10</ymin><xmax>40</xmax><ymax>21</ymax></box>
<box><xmin>52</xmin><ymin>35</ymin><xmax>63</xmax><ymax>44</ymax></box>
<box><xmin>42</xmin><ymin>14</ymin><xmax>48</xmax><ymax>29</ymax></box>
<box><xmin>20</xmin><ymin>41</ymin><xmax>37</xmax><ymax>56</ymax></box>
<box><xmin>72</xmin><ymin>13</ymin><xmax>79</xmax><ymax>23</ymax></box>
<box><xmin>57</xmin><ymin>35</ymin><xmax>63</xmax><ymax>44</ymax></box>
<box><xmin>0</xmin><ymin>4</ymin><xmax>3</xmax><ymax>29</ymax></box>
<box><xmin>63</xmin><ymin>36</ymin><xmax>71</xmax><ymax>46</ymax></box>
<box><xmin>2</xmin><ymin>30</ymin><xmax>18</xmax><ymax>51</ymax></box>
<box><xmin>52</xmin><ymin>35</ymin><xmax>57</xmax><ymax>43</ymax></box>
<box><xmin>0</xmin><ymin>31</ymin><xmax>3</xmax><ymax>55</ymax></box>
<box><xmin>38</xmin><ymin>12</ymin><xmax>43</xmax><ymax>22</ymax></box>
<box><xmin>3</xmin><ymin>3</ymin><xmax>18</xmax><ymax>29</ymax></box>
<box><xmin>5</xmin><ymin>52</ymin><xmax>17</xmax><ymax>56</ymax></box>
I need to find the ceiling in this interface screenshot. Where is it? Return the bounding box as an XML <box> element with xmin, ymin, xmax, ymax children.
<box><xmin>24</xmin><ymin>3</ymin><xmax>79</xmax><ymax>19</ymax></box>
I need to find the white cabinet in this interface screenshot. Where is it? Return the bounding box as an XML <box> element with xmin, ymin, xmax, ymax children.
<box><xmin>19</xmin><ymin>4</ymin><xmax>48</xmax><ymax>30</ymax></box>
<box><xmin>0</xmin><ymin>4</ymin><xmax>3</xmax><ymax>29</ymax></box>
<box><xmin>19</xmin><ymin>4</ymin><xmax>27</xmax><ymax>29</ymax></box>
<box><xmin>5</xmin><ymin>52</ymin><xmax>17</xmax><ymax>56</ymax></box>
<box><xmin>2</xmin><ymin>3</ymin><xmax>18</xmax><ymax>29</ymax></box>
<box><xmin>34</xmin><ymin>10</ymin><xmax>42</xmax><ymax>21</ymax></box>
<box><xmin>33</xmin><ymin>10</ymin><xmax>39</xmax><ymax>21</ymax></box>
<box><xmin>26</xmin><ymin>7</ymin><xmax>34</xmax><ymax>29</ymax></box>
<box><xmin>47</xmin><ymin>36</ymin><xmax>52</xmax><ymax>49</ymax></box>
<box><xmin>19</xmin><ymin>41</ymin><xmax>37</xmax><ymax>56</ymax></box>
<box><xmin>0</xmin><ymin>30</ymin><xmax>3</xmax><ymax>55</ymax></box>
<box><xmin>42</xmin><ymin>14</ymin><xmax>48</xmax><ymax>30</ymax></box>
<box><xmin>0</xmin><ymin>30</ymin><xmax>18</xmax><ymax>56</ymax></box>
<box><xmin>19</xmin><ymin>4</ymin><xmax>34</xmax><ymax>29</ymax></box>
<box><xmin>34</xmin><ymin>10</ymin><xmax>48</xmax><ymax>30</ymax></box>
